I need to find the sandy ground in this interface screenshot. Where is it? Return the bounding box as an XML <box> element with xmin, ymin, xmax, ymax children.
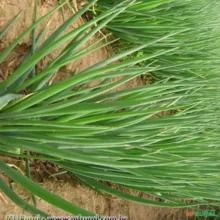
<box><xmin>0</xmin><ymin>0</ymin><xmax>187</xmax><ymax>219</ymax></box>
<box><xmin>0</xmin><ymin>176</ymin><xmax>186</xmax><ymax>220</ymax></box>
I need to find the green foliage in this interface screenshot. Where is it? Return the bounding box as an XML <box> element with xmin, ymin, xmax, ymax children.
<box><xmin>94</xmin><ymin>0</ymin><xmax>220</xmax><ymax>79</ymax></box>
<box><xmin>0</xmin><ymin>0</ymin><xmax>219</xmax><ymax>216</ymax></box>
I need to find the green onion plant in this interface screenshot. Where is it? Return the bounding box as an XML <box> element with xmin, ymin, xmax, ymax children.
<box><xmin>94</xmin><ymin>0</ymin><xmax>220</xmax><ymax>79</ymax></box>
<box><xmin>0</xmin><ymin>0</ymin><xmax>219</xmax><ymax>216</ymax></box>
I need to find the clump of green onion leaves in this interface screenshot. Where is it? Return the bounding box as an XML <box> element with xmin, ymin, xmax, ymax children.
<box><xmin>0</xmin><ymin>0</ymin><xmax>219</xmax><ymax>216</ymax></box>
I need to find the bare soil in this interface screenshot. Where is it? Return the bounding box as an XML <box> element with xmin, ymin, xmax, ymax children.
<box><xmin>0</xmin><ymin>1</ymin><xmax>187</xmax><ymax>219</ymax></box>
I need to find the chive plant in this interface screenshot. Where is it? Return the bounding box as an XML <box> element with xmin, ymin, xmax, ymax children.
<box><xmin>94</xmin><ymin>0</ymin><xmax>220</xmax><ymax>79</ymax></box>
<box><xmin>0</xmin><ymin>0</ymin><xmax>219</xmax><ymax>216</ymax></box>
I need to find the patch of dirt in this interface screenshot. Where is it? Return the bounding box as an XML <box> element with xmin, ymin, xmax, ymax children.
<box><xmin>0</xmin><ymin>1</ymin><xmax>186</xmax><ymax>219</ymax></box>
<box><xmin>0</xmin><ymin>176</ymin><xmax>186</xmax><ymax>220</ymax></box>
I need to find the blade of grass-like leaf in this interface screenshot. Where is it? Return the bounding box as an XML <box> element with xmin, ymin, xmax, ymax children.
<box><xmin>18</xmin><ymin>0</ymin><xmax>134</xmax><ymax>91</ymax></box>
<box><xmin>2</xmin><ymin>1</ymin><xmax>123</xmax><ymax>93</ymax></box>
<box><xmin>0</xmin><ymin>2</ymin><xmax>68</xmax><ymax>95</ymax></box>
<box><xmin>61</xmin><ymin>0</ymin><xmax>134</xmax><ymax>55</ymax></box>
<box><xmin>0</xmin><ymin>161</ymin><xmax>94</xmax><ymax>216</ymax></box>
<box><xmin>77</xmin><ymin>176</ymin><xmax>201</xmax><ymax>207</ymax></box>
<box><xmin>25</xmin><ymin>150</ymin><xmax>36</xmax><ymax>206</ymax></box>
<box><xmin>87</xmin><ymin>30</ymin><xmax>185</xmax><ymax>72</ymax></box>
<box><xmin>0</xmin><ymin>94</ymin><xmax>23</xmax><ymax>110</ymax></box>
<box><xmin>0</xmin><ymin>177</ymin><xmax>47</xmax><ymax>216</ymax></box>
<box><xmin>15</xmin><ymin>39</ymin><xmax>148</xmax><ymax>92</ymax></box>
<box><xmin>60</xmin><ymin>161</ymin><xmax>216</xmax><ymax>202</ymax></box>
<box><xmin>42</xmin><ymin>0</ymin><xmax>97</xmax><ymax>48</ymax></box>
<box><xmin>57</xmin><ymin>0</ymin><xmax>65</xmax><ymax>22</ymax></box>
<box><xmin>3</xmin><ymin>47</ymin><xmax>181</xmax><ymax>112</ymax></box>
<box><xmin>0</xmin><ymin>1</ymin><xmax>66</xmax><ymax>65</ymax></box>
<box><xmin>1</xmin><ymin>78</ymin><xmax>198</xmax><ymax>117</ymax></box>
<box><xmin>14</xmin><ymin>25</ymin><xmax>49</xmax><ymax>88</ymax></box>
<box><xmin>33</xmin><ymin>34</ymin><xmax>116</xmax><ymax>91</ymax></box>
<box><xmin>30</xmin><ymin>0</ymin><xmax>38</xmax><ymax>78</ymax></box>
<box><xmin>0</xmin><ymin>137</ymin><xmax>174</xmax><ymax>168</ymax></box>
